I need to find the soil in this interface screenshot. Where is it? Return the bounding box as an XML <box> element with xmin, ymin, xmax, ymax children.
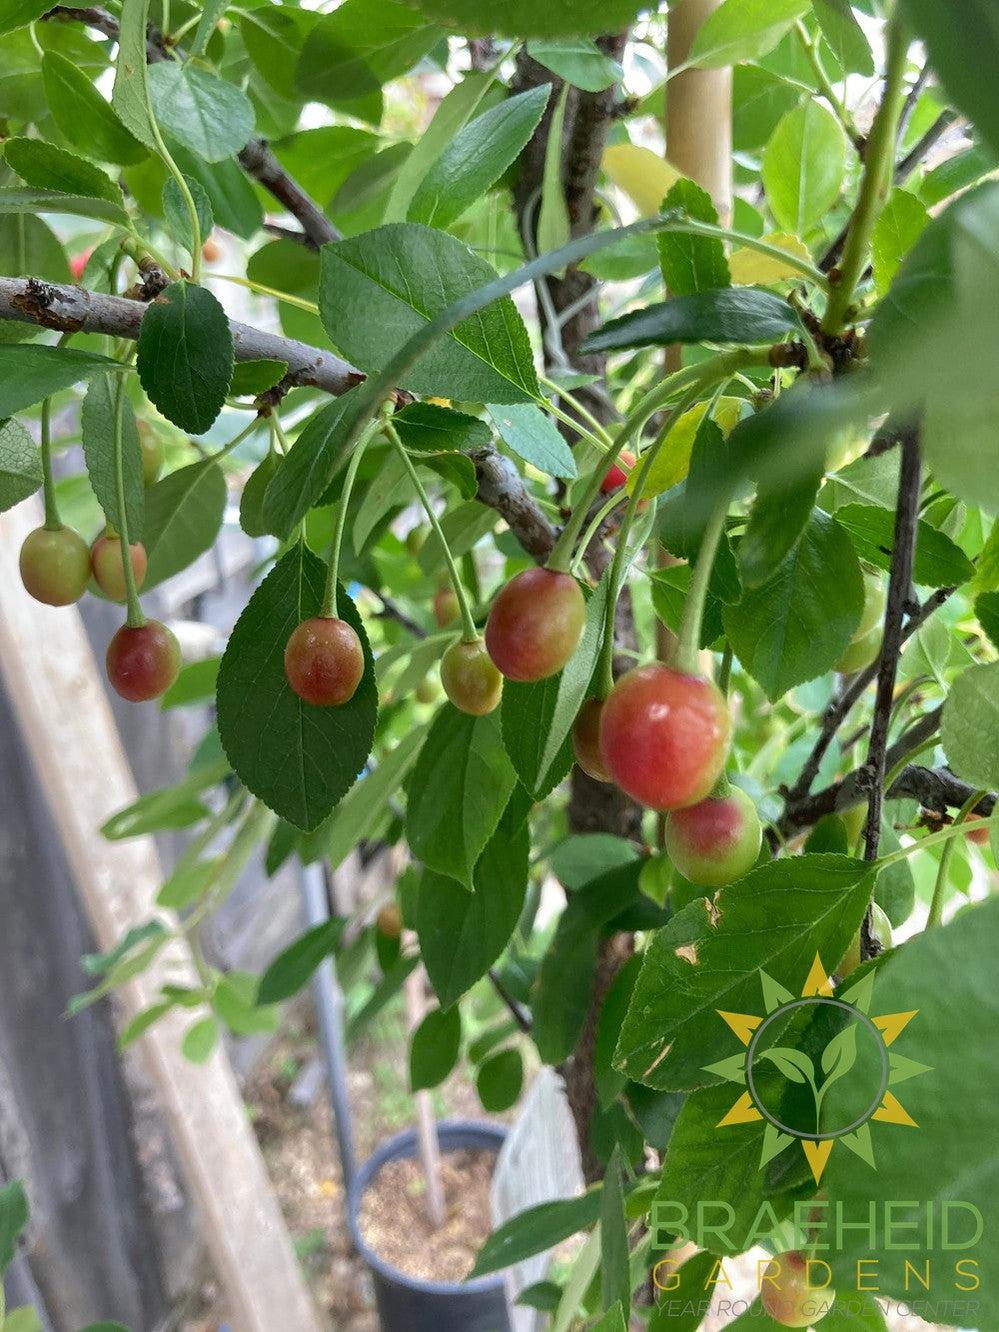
<box><xmin>357</xmin><ymin>1148</ymin><xmax>498</xmax><ymax>1283</ymax></box>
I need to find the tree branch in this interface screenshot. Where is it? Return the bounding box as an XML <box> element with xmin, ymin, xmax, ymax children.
<box><xmin>471</xmin><ymin>447</ymin><xmax>558</xmax><ymax>561</ymax></box>
<box><xmin>43</xmin><ymin>5</ymin><xmax>340</xmax><ymax>249</ymax></box>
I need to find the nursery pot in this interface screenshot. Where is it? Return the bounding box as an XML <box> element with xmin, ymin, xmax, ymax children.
<box><xmin>347</xmin><ymin>1119</ymin><xmax>512</xmax><ymax>1332</ymax></box>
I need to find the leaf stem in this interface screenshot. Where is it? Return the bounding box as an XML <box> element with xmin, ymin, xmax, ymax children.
<box><xmin>383</xmin><ymin>418</ymin><xmax>478</xmax><ymax>643</ymax></box>
<box><xmin>40</xmin><ymin>398</ymin><xmax>61</xmax><ymax>530</ymax></box>
<box><xmin>925</xmin><ymin>790</ymin><xmax>985</xmax><ymax>928</ymax></box>
<box><xmin>877</xmin><ymin>813</ymin><xmax>997</xmax><ymax>872</ymax></box>
<box><xmin>537</xmin><ymin>371</ymin><xmax>615</xmax><ymax>447</ymax></box>
<box><xmin>147</xmin><ymin>116</ymin><xmax>202</xmax><ymax>284</ymax></box>
<box><xmin>210</xmin><ymin>272</ymin><xmax>320</xmax><ymax>315</ymax></box>
<box><xmin>794</xmin><ymin>19</ymin><xmax>863</xmax><ymax>150</ymax></box>
<box><xmin>321</xmin><ymin>420</ymin><xmax>378</xmax><ymax>619</ymax></box>
<box><xmin>676</xmin><ymin>497</ymin><xmax>728</xmax><ymax>675</ymax></box>
<box><xmin>110</xmin><ymin>368</ymin><xmax>145</xmax><ymax>628</ymax></box>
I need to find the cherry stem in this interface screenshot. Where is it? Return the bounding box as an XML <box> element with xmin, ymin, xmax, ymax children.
<box><xmin>569</xmin><ymin>489</ymin><xmax>629</xmax><ymax>578</ymax></box>
<box><xmin>383</xmin><ymin>418</ymin><xmax>479</xmax><ymax>643</ymax></box>
<box><xmin>676</xmin><ymin>498</ymin><xmax>729</xmax><ymax>676</ymax></box>
<box><xmin>536</xmin><ymin>371</ymin><xmax>614</xmax><ymax>448</ymax></box>
<box><xmin>321</xmin><ymin>417</ymin><xmax>381</xmax><ymax>619</ymax></box>
<box><xmin>877</xmin><ymin>813</ymin><xmax>998</xmax><ymax>873</ymax></box>
<box><xmin>148</xmin><ymin>112</ymin><xmax>202</xmax><ymax>283</ymax></box>
<box><xmin>39</xmin><ymin>398</ymin><xmax>61</xmax><ymax>530</ymax></box>
<box><xmin>925</xmin><ymin>789</ymin><xmax>986</xmax><ymax>929</ymax></box>
<box><xmin>110</xmin><ymin>370</ymin><xmax>145</xmax><ymax>629</ymax></box>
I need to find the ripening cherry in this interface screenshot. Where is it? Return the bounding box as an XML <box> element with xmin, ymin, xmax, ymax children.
<box><xmin>572</xmin><ymin>697</ymin><xmax>611</xmax><ymax>783</ymax></box>
<box><xmin>836</xmin><ymin>903</ymin><xmax>893</xmax><ymax>978</ymax></box>
<box><xmin>19</xmin><ymin>525</ymin><xmax>91</xmax><ymax>606</ymax></box>
<box><xmin>406</xmin><ymin>523</ymin><xmax>430</xmax><ymax>557</ymax></box>
<box><xmin>201</xmin><ymin>234</ymin><xmax>223</xmax><ymax>264</ymax></box>
<box><xmin>485</xmin><ymin>567</ymin><xmax>586</xmax><ymax>682</ymax></box>
<box><xmin>106</xmin><ymin>620</ymin><xmax>180</xmax><ymax>702</ymax></box>
<box><xmin>761</xmin><ymin>1251</ymin><xmax>832</xmax><ymax>1327</ymax></box>
<box><xmin>284</xmin><ymin>616</ymin><xmax>364</xmax><ymax>706</ymax></box>
<box><xmin>376</xmin><ymin>902</ymin><xmax>402</xmax><ymax>940</ymax></box>
<box><xmin>966</xmin><ymin>813</ymin><xmax>990</xmax><ymax>846</ymax></box>
<box><xmin>433</xmin><ymin>585</ymin><xmax>460</xmax><ymax>628</ymax></box>
<box><xmin>440</xmin><ymin>638</ymin><xmax>503</xmax><ymax>716</ymax></box>
<box><xmin>415</xmin><ymin>675</ymin><xmax>440</xmax><ymax>705</ymax></box>
<box><xmin>665</xmin><ymin>786</ymin><xmax>762</xmax><ymax>887</ymax></box>
<box><xmin>601</xmin><ymin>449</ymin><xmax>636</xmax><ymax>493</ymax></box>
<box><xmin>137</xmin><ymin>421</ymin><xmax>165</xmax><ymax>487</ymax></box>
<box><xmin>69</xmin><ymin>248</ymin><xmax>93</xmax><ymax>281</ymax></box>
<box><xmin>599</xmin><ymin>664</ymin><xmax>731</xmax><ymax>810</ymax></box>
<box><xmin>91</xmin><ymin>534</ymin><xmax>147</xmax><ymax>602</ymax></box>
<box><xmin>835</xmin><ymin>623</ymin><xmax>881</xmax><ymax>674</ymax></box>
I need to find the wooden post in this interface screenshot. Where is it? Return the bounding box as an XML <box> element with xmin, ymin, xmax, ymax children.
<box><xmin>0</xmin><ymin>497</ymin><xmax>321</xmax><ymax>1332</ymax></box>
<box><xmin>666</xmin><ymin>0</ymin><xmax>733</xmax><ymax>224</ymax></box>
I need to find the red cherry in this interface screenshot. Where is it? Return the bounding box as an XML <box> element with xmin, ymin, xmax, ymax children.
<box><xmin>485</xmin><ymin>567</ymin><xmax>586</xmax><ymax>682</ymax></box>
<box><xmin>601</xmin><ymin>449</ymin><xmax>636</xmax><ymax>493</ymax></box>
<box><xmin>599</xmin><ymin>664</ymin><xmax>731</xmax><ymax>810</ymax></box>
<box><xmin>761</xmin><ymin>1251</ymin><xmax>833</xmax><ymax>1328</ymax></box>
<box><xmin>91</xmin><ymin>534</ymin><xmax>147</xmax><ymax>602</ymax></box>
<box><xmin>19</xmin><ymin>525</ymin><xmax>91</xmax><ymax>606</ymax></box>
<box><xmin>966</xmin><ymin>814</ymin><xmax>991</xmax><ymax>846</ymax></box>
<box><xmin>106</xmin><ymin>620</ymin><xmax>180</xmax><ymax>701</ymax></box>
<box><xmin>665</xmin><ymin>786</ymin><xmax>761</xmax><ymax>887</ymax></box>
<box><xmin>572</xmin><ymin>698</ymin><xmax>612</xmax><ymax>782</ymax></box>
<box><xmin>433</xmin><ymin>585</ymin><xmax>460</xmax><ymax>628</ymax></box>
<box><xmin>440</xmin><ymin>639</ymin><xmax>503</xmax><ymax>716</ymax></box>
<box><xmin>284</xmin><ymin>616</ymin><xmax>364</xmax><ymax>706</ymax></box>
<box><xmin>69</xmin><ymin>248</ymin><xmax>93</xmax><ymax>281</ymax></box>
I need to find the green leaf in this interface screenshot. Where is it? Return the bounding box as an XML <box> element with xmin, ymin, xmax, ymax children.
<box><xmin>476</xmin><ymin>1049</ymin><xmax>524</xmax><ymax>1112</ymax></box>
<box><xmin>724</xmin><ymin>511</ymin><xmax>864</xmax><ymax>701</ymax></box>
<box><xmin>296</xmin><ymin>0</ymin><xmax>441</xmax><ymax>108</ymax></box>
<box><xmin>739</xmin><ymin>461</ymin><xmax>824</xmax><ymax>589</ymax></box>
<box><xmin>406</xmin><ymin>705</ymin><xmax>516</xmax><ymax>886</ymax></box>
<box><xmin>142</xmin><ymin>457</ymin><xmax>227</xmax><ymax>588</ymax></box>
<box><xmin>393</xmin><ymin>401</ymin><xmax>492</xmax><ymax>453</ymax></box>
<box><xmin>487</xmin><ymin>402</ymin><xmax>577</xmax><ymax>479</ymax></box>
<box><xmin>658</xmin><ymin>178</ymin><xmax>730</xmax><ymax>296</ymax></box>
<box><xmin>600</xmin><ymin>1147</ymin><xmax>630</xmax><ymax>1317</ymax></box>
<box><xmin>5</xmin><ymin>1307</ymin><xmax>44</xmax><ymax>1332</ymax></box>
<box><xmin>732</xmin><ymin>65</ymin><xmax>801</xmax><ymax>153</ymax></box>
<box><xmin>409</xmin><ymin>0</ymin><xmax>648</xmax><ymax>38</ymax></box>
<box><xmin>161</xmin><ymin>658</ymin><xmax>220</xmax><ymax>711</ymax></box>
<box><xmin>217</xmin><ymin>545</ymin><xmax>377</xmax><ymax>830</ymax></box>
<box><xmin>871</xmin><ymin>189</ymin><xmax>929</xmax><ymax>297</ymax></box>
<box><xmin>81</xmin><ymin>921</ymin><xmax>169</xmax><ymax>975</ymax></box>
<box><xmin>0</xmin><ymin>1179</ymin><xmax>28</xmax><ymax>1272</ymax></box>
<box><xmin>258</xmin><ymin>919</ymin><xmax>344</xmax><ymax>1003</ymax></box>
<box><xmin>813</xmin><ymin>0</ymin><xmax>875</xmax><ymax>75</ymax></box>
<box><xmin>162</xmin><ymin>176</ymin><xmax>214</xmax><ymax>258</ymax></box>
<box><xmin>648</xmin><ymin>1252</ymin><xmax>724</xmax><ymax>1330</ymax></box>
<box><xmin>101</xmin><ymin>763</ymin><xmax>225</xmax><ymax>839</ymax></box>
<box><xmin>526</xmin><ymin>38</ymin><xmax>623</xmax><ymax>91</ymax></box>
<box><xmin>0</xmin><ymin>214</ymin><xmax>68</xmax><ymax>345</ymax></box>
<box><xmin>615</xmin><ymin>855</ymin><xmax>875</xmax><ymax>1090</ymax></box>
<box><xmin>42</xmin><ymin>52</ymin><xmax>148</xmax><ymax>166</ymax></box>
<box><xmin>0</xmin><ymin>0</ymin><xmax>49</xmax><ymax>34</ymax></box>
<box><xmin>900</xmin><ymin>0</ymin><xmax>999</xmax><ymax>158</ymax></box>
<box><xmin>833</xmin><ymin>502</ymin><xmax>976</xmax><ymax>588</ymax></box>
<box><xmin>189</xmin><ymin>0</ymin><xmax>229</xmax><ymax>57</ymax></box>
<box><xmin>3</xmin><ymin>137</ymin><xmax>122</xmax><ymax>205</ymax></box>
<box><xmin>763</xmin><ymin>101</ymin><xmax>848</xmax><ymax>235</ymax></box>
<box><xmin>181</xmin><ymin>1015</ymin><xmax>218</xmax><ymax>1063</ymax></box>
<box><xmin>470</xmin><ymin>1191</ymin><xmax>603</xmax><ymax>1278</ymax></box>
<box><xmin>112</xmin><ymin>0</ymin><xmax>158</xmax><ymax>150</ymax></box>
<box><xmin>500</xmin><ymin>575</ymin><xmax>608</xmax><ymax>798</ymax></box>
<box><xmin>0</xmin><ymin>185</ymin><xmax>129</xmax><ymax>226</ymax></box>
<box><xmin>942</xmin><ymin>661</ymin><xmax>999</xmax><ymax>789</ymax></box>
<box><xmin>263</xmin><ymin>392</ymin><xmax>361</xmax><ymax>540</ymax></box>
<box><xmin>417</xmin><ymin>791</ymin><xmax>531</xmax><ymax>1008</ymax></box>
<box><xmin>319</xmin><ymin>224</ymin><xmax>538</xmax><ymax>403</ymax></box>
<box><xmin>213</xmin><ymin>971</ymin><xmax>279</xmax><ymax>1036</ymax></box>
<box><xmin>0</xmin><ymin>344</ymin><xmax>115</xmax><ymax>418</ymax></box>
<box><xmin>537</xmin><ymin>84</ymin><xmax>571</xmax><ymax>260</ymax></box>
<box><xmin>81</xmin><ymin>372</ymin><xmax>144</xmax><ymax>540</ymax></box>
<box><xmin>976</xmin><ymin>590</ymin><xmax>999</xmax><ymax>650</ymax></box>
<box><xmin>0</xmin><ymin>417</ymin><xmax>41</xmax><ymax>513</ymax></box>
<box><xmin>409</xmin><ymin>84</ymin><xmax>551</xmax><ymax>228</ymax></box>
<box><xmin>240</xmin><ymin>4</ymin><xmax>317</xmax><ymax>102</ymax></box>
<box><xmin>230</xmin><ymin>359</ymin><xmax>287</xmax><ymax>397</ymax></box>
<box><xmin>582</xmin><ymin>288</ymin><xmax>800</xmax><ymax>353</ymax></box>
<box><xmin>148</xmin><ymin>63</ymin><xmax>255</xmax><ymax>163</ymax></box>
<box><xmin>689</xmin><ymin>0</ymin><xmax>812</xmax><ymax>67</ymax></box>
<box><xmin>171</xmin><ymin>146</ymin><xmax>263</xmax><ymax>240</ymax></box>
<box><xmin>824</xmin><ymin>898</ymin><xmax>999</xmax><ymax>1326</ymax></box>
<box><xmin>410</xmin><ymin>1005</ymin><xmax>462</xmax><ymax>1091</ymax></box>
<box><xmin>156</xmin><ymin>858</ymin><xmax>219</xmax><ymax>910</ymax></box>
<box><xmin>137</xmin><ymin>281</ymin><xmax>233</xmax><ymax>434</ymax></box>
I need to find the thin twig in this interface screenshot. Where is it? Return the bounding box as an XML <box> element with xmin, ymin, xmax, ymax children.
<box><xmin>488</xmin><ymin>968</ymin><xmax>532</xmax><ymax>1034</ymax></box>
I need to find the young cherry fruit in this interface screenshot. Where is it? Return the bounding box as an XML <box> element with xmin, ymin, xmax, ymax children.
<box><xmin>19</xmin><ymin>525</ymin><xmax>91</xmax><ymax>606</ymax></box>
<box><xmin>572</xmin><ymin>697</ymin><xmax>611</xmax><ymax>783</ymax></box>
<box><xmin>835</xmin><ymin>623</ymin><xmax>881</xmax><ymax>674</ymax></box>
<box><xmin>601</xmin><ymin>449</ymin><xmax>636</xmax><ymax>493</ymax></box>
<box><xmin>137</xmin><ymin>420</ymin><xmax>165</xmax><ymax>487</ymax></box>
<box><xmin>599</xmin><ymin>664</ymin><xmax>731</xmax><ymax>811</ymax></box>
<box><xmin>432</xmin><ymin>585</ymin><xmax>460</xmax><ymax>629</ymax></box>
<box><xmin>836</xmin><ymin>902</ymin><xmax>892</xmax><ymax>978</ymax></box>
<box><xmin>284</xmin><ymin>616</ymin><xmax>364</xmax><ymax>707</ymax></box>
<box><xmin>760</xmin><ymin>1251</ymin><xmax>833</xmax><ymax>1328</ymax></box>
<box><xmin>485</xmin><ymin>567</ymin><xmax>586</xmax><ymax>682</ymax></box>
<box><xmin>665</xmin><ymin>786</ymin><xmax>762</xmax><ymax>888</ymax></box>
<box><xmin>106</xmin><ymin>620</ymin><xmax>180</xmax><ymax>702</ymax></box>
<box><xmin>376</xmin><ymin>902</ymin><xmax>402</xmax><ymax>940</ymax></box>
<box><xmin>440</xmin><ymin>638</ymin><xmax>503</xmax><ymax>716</ymax></box>
<box><xmin>91</xmin><ymin>534</ymin><xmax>147</xmax><ymax>603</ymax></box>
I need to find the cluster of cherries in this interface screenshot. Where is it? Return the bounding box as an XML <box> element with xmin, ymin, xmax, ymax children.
<box><xmin>18</xmin><ymin>425</ymin><xmax>181</xmax><ymax>703</ymax></box>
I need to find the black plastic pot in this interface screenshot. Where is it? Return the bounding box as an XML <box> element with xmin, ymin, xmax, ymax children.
<box><xmin>347</xmin><ymin>1119</ymin><xmax>512</xmax><ymax>1332</ymax></box>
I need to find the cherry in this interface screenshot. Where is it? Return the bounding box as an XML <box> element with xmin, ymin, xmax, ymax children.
<box><xmin>572</xmin><ymin>698</ymin><xmax>611</xmax><ymax>782</ymax></box>
<box><xmin>137</xmin><ymin>421</ymin><xmax>165</xmax><ymax>486</ymax></box>
<box><xmin>19</xmin><ymin>525</ymin><xmax>91</xmax><ymax>606</ymax></box>
<box><xmin>106</xmin><ymin>620</ymin><xmax>180</xmax><ymax>701</ymax></box>
<box><xmin>440</xmin><ymin>638</ymin><xmax>503</xmax><ymax>716</ymax></box>
<box><xmin>966</xmin><ymin>813</ymin><xmax>991</xmax><ymax>846</ymax></box>
<box><xmin>760</xmin><ymin>1251</ymin><xmax>832</xmax><ymax>1328</ymax></box>
<box><xmin>284</xmin><ymin>616</ymin><xmax>364</xmax><ymax>706</ymax></box>
<box><xmin>415</xmin><ymin>676</ymin><xmax>440</xmax><ymax>705</ymax></box>
<box><xmin>433</xmin><ymin>585</ymin><xmax>460</xmax><ymax>628</ymax></box>
<box><xmin>665</xmin><ymin>786</ymin><xmax>761</xmax><ymax>887</ymax></box>
<box><xmin>836</xmin><ymin>903</ymin><xmax>892</xmax><ymax>978</ymax></box>
<box><xmin>406</xmin><ymin>523</ymin><xmax>430</xmax><ymax>557</ymax></box>
<box><xmin>599</xmin><ymin>664</ymin><xmax>731</xmax><ymax>811</ymax></box>
<box><xmin>91</xmin><ymin>534</ymin><xmax>147</xmax><ymax>602</ymax></box>
<box><xmin>69</xmin><ymin>247</ymin><xmax>93</xmax><ymax>281</ymax></box>
<box><xmin>201</xmin><ymin>234</ymin><xmax>223</xmax><ymax>264</ymax></box>
<box><xmin>835</xmin><ymin>623</ymin><xmax>881</xmax><ymax>674</ymax></box>
<box><xmin>856</xmin><ymin>566</ymin><xmax>886</xmax><ymax>638</ymax></box>
<box><xmin>485</xmin><ymin>567</ymin><xmax>586</xmax><ymax>682</ymax></box>
<box><xmin>376</xmin><ymin>902</ymin><xmax>402</xmax><ymax>939</ymax></box>
<box><xmin>601</xmin><ymin>449</ymin><xmax>636</xmax><ymax>493</ymax></box>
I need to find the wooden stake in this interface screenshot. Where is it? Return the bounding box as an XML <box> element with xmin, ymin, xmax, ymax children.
<box><xmin>0</xmin><ymin>497</ymin><xmax>321</xmax><ymax>1332</ymax></box>
<box><xmin>403</xmin><ymin>960</ymin><xmax>446</xmax><ymax>1229</ymax></box>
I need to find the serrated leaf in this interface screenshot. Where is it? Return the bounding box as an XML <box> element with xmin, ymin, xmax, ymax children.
<box><xmin>0</xmin><ymin>186</ymin><xmax>129</xmax><ymax>226</ymax></box>
<box><xmin>296</xmin><ymin>0</ymin><xmax>441</xmax><ymax>111</ymax></box>
<box><xmin>216</xmin><ymin>545</ymin><xmax>377</xmax><ymax>829</ymax></box>
<box><xmin>813</xmin><ymin>0</ymin><xmax>875</xmax><ymax>75</ymax></box>
<box><xmin>487</xmin><ymin>402</ymin><xmax>577</xmax><ymax>479</ymax></box>
<box><xmin>137</xmin><ymin>281</ymin><xmax>233</xmax><ymax>434</ymax></box>
<box><xmin>4</xmin><ymin>137</ymin><xmax>123</xmax><ymax>205</ymax></box>
<box><xmin>263</xmin><ymin>391</ymin><xmax>362</xmax><ymax>540</ymax></box>
<box><xmin>834</xmin><ymin>502</ymin><xmax>976</xmax><ymax>588</ymax></box>
<box><xmin>900</xmin><ymin>0</ymin><xmax>999</xmax><ymax>159</ymax></box>
<box><xmin>526</xmin><ymin>38</ymin><xmax>623</xmax><ymax>91</ymax></box>
<box><xmin>0</xmin><ymin>344</ymin><xmax>116</xmax><ymax>418</ymax></box>
<box><xmin>0</xmin><ymin>0</ymin><xmax>51</xmax><ymax>34</ymax></box>
<box><xmin>0</xmin><ymin>418</ymin><xmax>42</xmax><ymax>513</ymax></box>
<box><xmin>602</xmin><ymin>143</ymin><xmax>680</xmax><ymax>218</ymax></box>
<box><xmin>872</xmin><ymin>189</ymin><xmax>929</xmax><ymax>297</ymax></box>
<box><xmin>689</xmin><ymin>0</ymin><xmax>811</xmax><ymax>67</ymax></box>
<box><xmin>81</xmin><ymin>372</ymin><xmax>144</xmax><ymax>540</ymax></box>
<box><xmin>142</xmin><ymin>457</ymin><xmax>226</xmax><ymax>588</ymax></box>
<box><xmin>729</xmin><ymin>231</ymin><xmax>813</xmax><ymax>284</ymax></box>
<box><xmin>162</xmin><ymin>176</ymin><xmax>214</xmax><ymax>258</ymax></box>
<box><xmin>43</xmin><ymin>51</ymin><xmax>148</xmax><ymax>167</ymax></box>
<box><xmin>393</xmin><ymin>401</ymin><xmax>492</xmax><ymax>453</ymax></box>
<box><xmin>319</xmin><ymin>224</ymin><xmax>538</xmax><ymax>403</ymax></box>
<box><xmin>148</xmin><ymin>63</ymin><xmax>255</xmax><ymax>163</ymax></box>
<box><xmin>739</xmin><ymin>462</ymin><xmax>823</xmax><ymax>588</ymax></box>
<box><xmin>230</xmin><ymin>359</ymin><xmax>288</xmax><ymax>396</ymax></box>
<box><xmin>942</xmin><ymin>661</ymin><xmax>999</xmax><ymax>790</ymax></box>
<box><xmin>583</xmin><ymin>288</ymin><xmax>800</xmax><ymax>353</ymax></box>
<box><xmin>112</xmin><ymin>0</ymin><xmax>158</xmax><ymax>150</ymax></box>
<box><xmin>658</xmin><ymin>178</ymin><xmax>730</xmax><ymax>296</ymax></box>
<box><xmin>763</xmin><ymin>101</ymin><xmax>848</xmax><ymax>235</ymax></box>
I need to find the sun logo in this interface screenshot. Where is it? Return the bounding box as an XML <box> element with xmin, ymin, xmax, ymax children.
<box><xmin>706</xmin><ymin>953</ymin><xmax>931</xmax><ymax>1185</ymax></box>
